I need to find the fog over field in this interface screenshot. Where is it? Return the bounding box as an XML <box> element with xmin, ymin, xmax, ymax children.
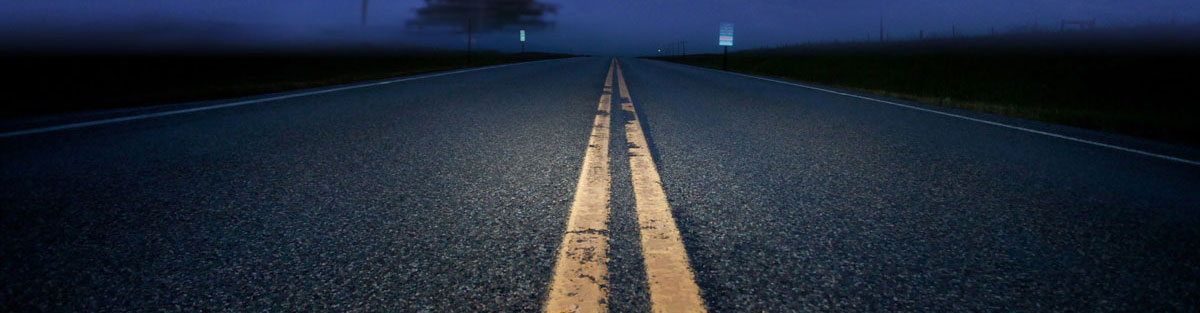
<box><xmin>1</xmin><ymin>0</ymin><xmax>1197</xmax><ymax>55</ymax></box>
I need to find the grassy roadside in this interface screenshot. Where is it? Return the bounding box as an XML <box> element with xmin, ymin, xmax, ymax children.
<box><xmin>2</xmin><ymin>51</ymin><xmax>573</xmax><ymax>119</ymax></box>
<box><xmin>650</xmin><ymin>46</ymin><xmax>1199</xmax><ymax>146</ymax></box>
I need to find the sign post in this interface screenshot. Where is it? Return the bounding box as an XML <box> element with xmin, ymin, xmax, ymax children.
<box><xmin>718</xmin><ymin>22</ymin><xmax>734</xmax><ymax>70</ymax></box>
<box><xmin>520</xmin><ymin>29</ymin><xmax>526</xmax><ymax>53</ymax></box>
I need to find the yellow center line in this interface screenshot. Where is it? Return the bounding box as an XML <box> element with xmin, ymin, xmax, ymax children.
<box><xmin>545</xmin><ymin>58</ymin><xmax>617</xmax><ymax>313</ymax></box>
<box><xmin>615</xmin><ymin>61</ymin><xmax>708</xmax><ymax>312</ymax></box>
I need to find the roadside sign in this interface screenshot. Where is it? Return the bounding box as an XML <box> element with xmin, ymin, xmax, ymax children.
<box><xmin>719</xmin><ymin>23</ymin><xmax>734</xmax><ymax>46</ymax></box>
<box><xmin>520</xmin><ymin>30</ymin><xmax>526</xmax><ymax>42</ymax></box>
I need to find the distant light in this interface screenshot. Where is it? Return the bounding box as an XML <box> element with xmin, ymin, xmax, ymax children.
<box><xmin>520</xmin><ymin>30</ymin><xmax>526</xmax><ymax>42</ymax></box>
<box><xmin>719</xmin><ymin>22</ymin><xmax>734</xmax><ymax>46</ymax></box>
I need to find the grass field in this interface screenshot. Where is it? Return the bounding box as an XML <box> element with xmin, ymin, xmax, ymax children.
<box><xmin>2</xmin><ymin>51</ymin><xmax>572</xmax><ymax>119</ymax></box>
<box><xmin>651</xmin><ymin>27</ymin><xmax>1200</xmax><ymax>146</ymax></box>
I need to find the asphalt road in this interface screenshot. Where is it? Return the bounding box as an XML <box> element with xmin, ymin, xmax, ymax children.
<box><xmin>2</xmin><ymin>56</ymin><xmax>1198</xmax><ymax>312</ymax></box>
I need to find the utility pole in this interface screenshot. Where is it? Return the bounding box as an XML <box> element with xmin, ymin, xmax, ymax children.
<box><xmin>951</xmin><ymin>26</ymin><xmax>957</xmax><ymax>38</ymax></box>
<box><xmin>466</xmin><ymin>19</ymin><xmax>473</xmax><ymax>66</ymax></box>
<box><xmin>879</xmin><ymin>17</ymin><xmax>884</xmax><ymax>43</ymax></box>
<box><xmin>682</xmin><ymin>41</ymin><xmax>687</xmax><ymax>56</ymax></box>
<box><xmin>919</xmin><ymin>29</ymin><xmax>924</xmax><ymax>40</ymax></box>
<box><xmin>361</xmin><ymin>0</ymin><xmax>368</xmax><ymax>26</ymax></box>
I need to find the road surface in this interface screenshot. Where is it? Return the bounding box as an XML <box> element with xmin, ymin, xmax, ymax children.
<box><xmin>2</xmin><ymin>57</ymin><xmax>1198</xmax><ymax>312</ymax></box>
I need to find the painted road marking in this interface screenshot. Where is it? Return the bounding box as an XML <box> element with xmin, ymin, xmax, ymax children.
<box><xmin>0</xmin><ymin>58</ymin><xmax>568</xmax><ymax>139</ymax></box>
<box><xmin>615</xmin><ymin>61</ymin><xmax>707</xmax><ymax>312</ymax></box>
<box><xmin>685</xmin><ymin>64</ymin><xmax>1200</xmax><ymax>167</ymax></box>
<box><xmin>545</xmin><ymin>59</ymin><xmax>617</xmax><ymax>313</ymax></box>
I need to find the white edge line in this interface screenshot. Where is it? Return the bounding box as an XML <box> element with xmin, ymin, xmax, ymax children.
<box><xmin>0</xmin><ymin>58</ymin><xmax>569</xmax><ymax>139</ymax></box>
<box><xmin>651</xmin><ymin>60</ymin><xmax>1200</xmax><ymax>167</ymax></box>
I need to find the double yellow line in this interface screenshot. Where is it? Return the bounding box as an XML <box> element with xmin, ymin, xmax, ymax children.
<box><xmin>545</xmin><ymin>59</ymin><xmax>706</xmax><ymax>313</ymax></box>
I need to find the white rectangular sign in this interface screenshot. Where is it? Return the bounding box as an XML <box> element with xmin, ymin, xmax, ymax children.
<box><xmin>520</xmin><ymin>30</ymin><xmax>525</xmax><ymax>42</ymax></box>
<box><xmin>719</xmin><ymin>23</ymin><xmax>734</xmax><ymax>46</ymax></box>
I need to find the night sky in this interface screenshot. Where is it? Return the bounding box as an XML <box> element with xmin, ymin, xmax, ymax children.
<box><xmin>1</xmin><ymin>0</ymin><xmax>1197</xmax><ymax>55</ymax></box>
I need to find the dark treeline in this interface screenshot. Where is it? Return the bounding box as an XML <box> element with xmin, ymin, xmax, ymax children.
<box><xmin>0</xmin><ymin>50</ymin><xmax>572</xmax><ymax>121</ymax></box>
<box><xmin>754</xmin><ymin>22</ymin><xmax>1200</xmax><ymax>55</ymax></box>
<box><xmin>651</xmin><ymin>23</ymin><xmax>1200</xmax><ymax>145</ymax></box>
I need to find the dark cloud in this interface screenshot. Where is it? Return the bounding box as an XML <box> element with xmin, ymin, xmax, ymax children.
<box><xmin>407</xmin><ymin>0</ymin><xmax>559</xmax><ymax>32</ymax></box>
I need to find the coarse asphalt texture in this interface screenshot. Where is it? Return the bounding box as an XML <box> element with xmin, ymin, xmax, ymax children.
<box><xmin>1</xmin><ymin>56</ymin><xmax>1198</xmax><ymax>312</ymax></box>
<box><xmin>620</xmin><ymin>57</ymin><xmax>1200</xmax><ymax>312</ymax></box>
<box><xmin>1</xmin><ymin>57</ymin><xmax>605</xmax><ymax>311</ymax></box>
